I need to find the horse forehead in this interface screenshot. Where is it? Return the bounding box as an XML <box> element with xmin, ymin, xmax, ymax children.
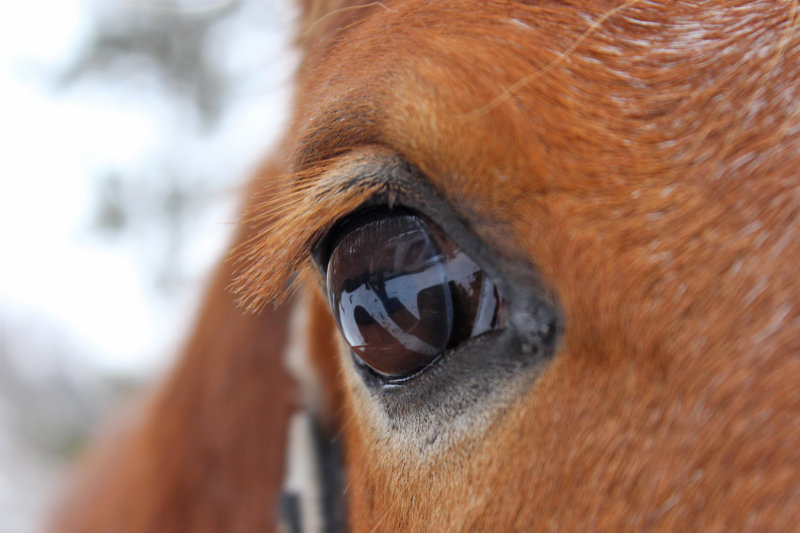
<box><xmin>297</xmin><ymin>2</ymin><xmax>795</xmax><ymax>197</ymax></box>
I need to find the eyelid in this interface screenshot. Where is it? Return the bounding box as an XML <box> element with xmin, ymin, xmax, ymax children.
<box><xmin>307</xmin><ymin>152</ymin><xmax>508</xmax><ymax>301</ymax></box>
<box><xmin>231</xmin><ymin>147</ymin><xmax>405</xmax><ymax>311</ymax></box>
<box><xmin>319</xmin><ymin>192</ymin><xmax>562</xmax><ymax>433</ymax></box>
<box><xmin>305</xmin><ymin>151</ymin><xmax>563</xmax><ymax>436</ymax></box>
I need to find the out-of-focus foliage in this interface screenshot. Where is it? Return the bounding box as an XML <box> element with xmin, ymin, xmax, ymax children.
<box><xmin>62</xmin><ymin>0</ymin><xmax>295</xmax><ymax>295</ymax></box>
<box><xmin>60</xmin><ymin>0</ymin><xmax>239</xmax><ymax>126</ymax></box>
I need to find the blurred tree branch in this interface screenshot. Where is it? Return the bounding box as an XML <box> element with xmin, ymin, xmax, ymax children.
<box><xmin>58</xmin><ymin>0</ymin><xmax>242</xmax><ymax>126</ymax></box>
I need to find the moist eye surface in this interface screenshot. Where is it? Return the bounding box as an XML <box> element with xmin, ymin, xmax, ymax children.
<box><xmin>326</xmin><ymin>207</ymin><xmax>505</xmax><ymax>380</ymax></box>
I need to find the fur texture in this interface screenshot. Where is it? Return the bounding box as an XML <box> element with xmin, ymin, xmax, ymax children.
<box><xmin>54</xmin><ymin>1</ymin><xmax>800</xmax><ymax>531</ymax></box>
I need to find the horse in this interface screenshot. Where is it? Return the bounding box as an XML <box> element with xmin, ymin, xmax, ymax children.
<box><xmin>52</xmin><ymin>1</ymin><xmax>800</xmax><ymax>531</ymax></box>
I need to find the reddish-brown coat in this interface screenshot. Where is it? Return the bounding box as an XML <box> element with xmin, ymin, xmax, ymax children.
<box><xmin>54</xmin><ymin>1</ymin><xmax>800</xmax><ymax>531</ymax></box>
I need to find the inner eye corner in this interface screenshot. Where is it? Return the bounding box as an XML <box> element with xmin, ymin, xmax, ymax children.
<box><xmin>322</xmin><ymin>204</ymin><xmax>508</xmax><ymax>382</ymax></box>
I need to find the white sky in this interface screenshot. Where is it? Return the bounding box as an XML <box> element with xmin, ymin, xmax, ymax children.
<box><xmin>0</xmin><ymin>0</ymin><xmax>296</xmax><ymax>377</ymax></box>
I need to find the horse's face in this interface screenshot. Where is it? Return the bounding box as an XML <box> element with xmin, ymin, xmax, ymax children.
<box><xmin>231</xmin><ymin>1</ymin><xmax>800</xmax><ymax>530</ymax></box>
<box><xmin>53</xmin><ymin>2</ymin><xmax>800</xmax><ymax>532</ymax></box>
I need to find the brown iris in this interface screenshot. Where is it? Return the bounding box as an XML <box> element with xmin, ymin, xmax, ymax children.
<box><xmin>326</xmin><ymin>208</ymin><xmax>505</xmax><ymax>380</ymax></box>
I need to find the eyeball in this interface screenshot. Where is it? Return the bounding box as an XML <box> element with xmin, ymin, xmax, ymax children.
<box><xmin>326</xmin><ymin>208</ymin><xmax>506</xmax><ymax>380</ymax></box>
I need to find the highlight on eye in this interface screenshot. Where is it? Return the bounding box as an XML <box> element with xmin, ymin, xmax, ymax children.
<box><xmin>325</xmin><ymin>207</ymin><xmax>507</xmax><ymax>380</ymax></box>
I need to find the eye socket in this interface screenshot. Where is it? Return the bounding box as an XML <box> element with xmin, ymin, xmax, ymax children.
<box><xmin>325</xmin><ymin>207</ymin><xmax>507</xmax><ymax>380</ymax></box>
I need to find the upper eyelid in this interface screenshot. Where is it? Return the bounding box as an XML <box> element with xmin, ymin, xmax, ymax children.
<box><xmin>229</xmin><ymin>147</ymin><xmax>414</xmax><ymax>311</ymax></box>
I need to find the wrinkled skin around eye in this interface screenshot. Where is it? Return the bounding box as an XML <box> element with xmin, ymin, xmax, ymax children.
<box><xmin>326</xmin><ymin>209</ymin><xmax>505</xmax><ymax>379</ymax></box>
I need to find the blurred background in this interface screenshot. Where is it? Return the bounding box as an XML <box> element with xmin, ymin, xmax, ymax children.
<box><xmin>0</xmin><ymin>1</ymin><xmax>296</xmax><ymax>531</ymax></box>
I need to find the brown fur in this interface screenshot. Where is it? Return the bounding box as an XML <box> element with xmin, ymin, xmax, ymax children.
<box><xmin>54</xmin><ymin>1</ymin><xmax>800</xmax><ymax>531</ymax></box>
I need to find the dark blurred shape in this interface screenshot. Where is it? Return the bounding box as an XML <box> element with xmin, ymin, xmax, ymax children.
<box><xmin>64</xmin><ymin>0</ymin><xmax>292</xmax><ymax>296</ymax></box>
<box><xmin>59</xmin><ymin>0</ymin><xmax>241</xmax><ymax>126</ymax></box>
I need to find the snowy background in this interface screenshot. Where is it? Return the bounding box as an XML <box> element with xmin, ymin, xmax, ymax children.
<box><xmin>0</xmin><ymin>1</ymin><xmax>296</xmax><ymax>531</ymax></box>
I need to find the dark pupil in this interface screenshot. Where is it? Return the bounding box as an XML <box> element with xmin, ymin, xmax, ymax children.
<box><xmin>326</xmin><ymin>210</ymin><xmax>503</xmax><ymax>379</ymax></box>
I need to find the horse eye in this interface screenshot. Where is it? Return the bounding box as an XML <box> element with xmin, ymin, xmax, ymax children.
<box><xmin>326</xmin><ymin>208</ymin><xmax>507</xmax><ymax>380</ymax></box>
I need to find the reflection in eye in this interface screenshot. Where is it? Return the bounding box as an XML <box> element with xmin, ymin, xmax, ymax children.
<box><xmin>326</xmin><ymin>208</ymin><xmax>506</xmax><ymax>379</ymax></box>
